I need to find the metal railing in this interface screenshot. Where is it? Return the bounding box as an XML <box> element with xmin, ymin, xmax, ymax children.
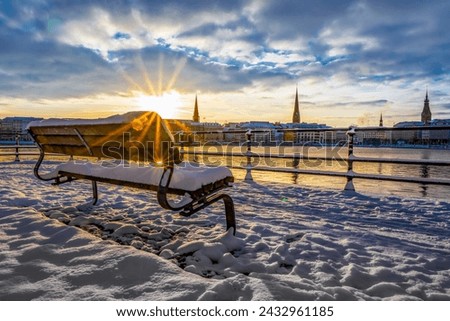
<box><xmin>2</xmin><ymin>126</ymin><xmax>450</xmax><ymax>192</ymax></box>
<box><xmin>177</xmin><ymin>126</ymin><xmax>450</xmax><ymax>192</ymax></box>
<box><xmin>0</xmin><ymin>134</ymin><xmax>40</xmax><ymax>161</ymax></box>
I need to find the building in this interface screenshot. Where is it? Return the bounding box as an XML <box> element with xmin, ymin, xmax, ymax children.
<box><xmin>165</xmin><ymin>119</ymin><xmax>223</xmax><ymax>144</ymax></box>
<box><xmin>428</xmin><ymin>119</ymin><xmax>450</xmax><ymax>144</ymax></box>
<box><xmin>392</xmin><ymin>121</ymin><xmax>423</xmax><ymax>144</ymax></box>
<box><xmin>292</xmin><ymin>86</ymin><xmax>300</xmax><ymax>123</ymax></box>
<box><xmin>283</xmin><ymin>88</ymin><xmax>331</xmax><ymax>144</ymax></box>
<box><xmin>356</xmin><ymin>127</ymin><xmax>391</xmax><ymax>146</ymax></box>
<box><xmin>221</xmin><ymin>86</ymin><xmax>332</xmax><ymax>146</ymax></box>
<box><xmin>392</xmin><ymin>91</ymin><xmax>449</xmax><ymax>145</ymax></box>
<box><xmin>165</xmin><ymin>95</ymin><xmax>223</xmax><ymax>144</ymax></box>
<box><xmin>354</xmin><ymin>113</ymin><xmax>391</xmax><ymax>145</ymax></box>
<box><xmin>282</xmin><ymin>122</ymin><xmax>332</xmax><ymax>145</ymax></box>
<box><xmin>193</xmin><ymin>94</ymin><xmax>200</xmax><ymax>122</ymax></box>
<box><xmin>421</xmin><ymin>90</ymin><xmax>432</xmax><ymax>124</ymax></box>
<box><xmin>0</xmin><ymin>117</ymin><xmax>42</xmax><ymax>142</ymax></box>
<box><xmin>223</xmin><ymin>121</ymin><xmax>281</xmax><ymax>144</ymax></box>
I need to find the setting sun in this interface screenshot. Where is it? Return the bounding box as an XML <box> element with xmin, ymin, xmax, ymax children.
<box><xmin>133</xmin><ymin>90</ymin><xmax>182</xmax><ymax>119</ymax></box>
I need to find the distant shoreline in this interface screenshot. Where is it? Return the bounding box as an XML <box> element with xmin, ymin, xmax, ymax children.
<box><xmin>1</xmin><ymin>140</ymin><xmax>450</xmax><ymax>151</ymax></box>
<box><xmin>355</xmin><ymin>144</ymin><xmax>450</xmax><ymax>151</ymax></box>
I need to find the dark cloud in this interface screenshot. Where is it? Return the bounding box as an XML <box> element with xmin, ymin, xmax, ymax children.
<box><xmin>0</xmin><ymin>0</ymin><xmax>449</xmax><ymax>120</ymax></box>
<box><xmin>0</xmin><ymin>26</ymin><xmax>121</xmax><ymax>98</ymax></box>
<box><xmin>438</xmin><ymin>103</ymin><xmax>450</xmax><ymax>111</ymax></box>
<box><xmin>350</xmin><ymin>1</ymin><xmax>450</xmax><ymax>77</ymax></box>
<box><xmin>133</xmin><ymin>0</ymin><xmax>246</xmax><ymax>15</ymax></box>
<box><xmin>250</xmin><ymin>0</ymin><xmax>355</xmax><ymax>40</ymax></box>
<box><xmin>114</xmin><ymin>46</ymin><xmax>290</xmax><ymax>94</ymax></box>
<box><xmin>367</xmin><ymin>0</ymin><xmax>444</xmax><ymax>14</ymax></box>
<box><xmin>339</xmin><ymin>100</ymin><xmax>389</xmax><ymax>106</ymax></box>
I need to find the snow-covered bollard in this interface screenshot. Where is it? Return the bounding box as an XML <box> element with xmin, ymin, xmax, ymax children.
<box><xmin>178</xmin><ymin>131</ymin><xmax>185</xmax><ymax>162</ymax></box>
<box><xmin>244</xmin><ymin>130</ymin><xmax>253</xmax><ymax>181</ymax></box>
<box><xmin>345</xmin><ymin>126</ymin><xmax>356</xmax><ymax>191</ymax></box>
<box><xmin>14</xmin><ymin>134</ymin><xmax>20</xmax><ymax>162</ymax></box>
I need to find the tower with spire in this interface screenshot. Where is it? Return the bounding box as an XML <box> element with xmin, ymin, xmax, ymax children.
<box><xmin>379</xmin><ymin>113</ymin><xmax>383</xmax><ymax>127</ymax></box>
<box><xmin>193</xmin><ymin>94</ymin><xmax>200</xmax><ymax>122</ymax></box>
<box><xmin>421</xmin><ymin>90</ymin><xmax>432</xmax><ymax>124</ymax></box>
<box><xmin>292</xmin><ymin>86</ymin><xmax>300</xmax><ymax>123</ymax></box>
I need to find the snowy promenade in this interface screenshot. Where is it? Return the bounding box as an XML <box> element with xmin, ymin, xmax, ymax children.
<box><xmin>1</xmin><ymin>161</ymin><xmax>449</xmax><ymax>300</ymax></box>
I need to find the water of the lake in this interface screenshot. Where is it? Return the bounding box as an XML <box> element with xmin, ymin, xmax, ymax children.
<box><xmin>185</xmin><ymin>145</ymin><xmax>450</xmax><ymax>200</ymax></box>
<box><xmin>2</xmin><ymin>145</ymin><xmax>449</xmax><ymax>200</ymax></box>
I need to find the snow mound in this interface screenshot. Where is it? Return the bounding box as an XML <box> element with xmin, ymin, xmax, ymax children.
<box><xmin>1</xmin><ymin>162</ymin><xmax>450</xmax><ymax>300</ymax></box>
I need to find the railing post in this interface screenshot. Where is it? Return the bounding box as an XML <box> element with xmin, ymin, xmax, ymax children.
<box><xmin>14</xmin><ymin>133</ymin><xmax>20</xmax><ymax>162</ymax></box>
<box><xmin>180</xmin><ymin>138</ymin><xmax>185</xmax><ymax>162</ymax></box>
<box><xmin>176</xmin><ymin>131</ymin><xmax>185</xmax><ymax>163</ymax></box>
<box><xmin>244</xmin><ymin>130</ymin><xmax>253</xmax><ymax>181</ymax></box>
<box><xmin>344</xmin><ymin>127</ymin><xmax>355</xmax><ymax>191</ymax></box>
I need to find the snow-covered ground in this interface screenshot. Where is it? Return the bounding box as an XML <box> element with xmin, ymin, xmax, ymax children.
<box><xmin>1</xmin><ymin>160</ymin><xmax>449</xmax><ymax>300</ymax></box>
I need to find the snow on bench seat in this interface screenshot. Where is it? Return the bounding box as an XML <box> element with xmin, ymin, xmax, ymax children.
<box><xmin>41</xmin><ymin>161</ymin><xmax>233</xmax><ymax>192</ymax></box>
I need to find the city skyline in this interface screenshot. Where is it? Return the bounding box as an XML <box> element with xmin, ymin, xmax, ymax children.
<box><xmin>0</xmin><ymin>89</ymin><xmax>441</xmax><ymax>130</ymax></box>
<box><xmin>1</xmin><ymin>1</ymin><xmax>450</xmax><ymax>127</ymax></box>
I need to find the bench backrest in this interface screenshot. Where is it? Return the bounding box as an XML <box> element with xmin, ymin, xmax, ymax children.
<box><xmin>28</xmin><ymin>111</ymin><xmax>181</xmax><ymax>165</ymax></box>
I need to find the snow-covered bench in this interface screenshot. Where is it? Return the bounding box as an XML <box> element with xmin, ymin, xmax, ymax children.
<box><xmin>27</xmin><ymin>111</ymin><xmax>236</xmax><ymax>233</ymax></box>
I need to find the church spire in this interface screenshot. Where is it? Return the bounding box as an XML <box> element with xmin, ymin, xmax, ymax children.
<box><xmin>193</xmin><ymin>94</ymin><xmax>200</xmax><ymax>122</ymax></box>
<box><xmin>421</xmin><ymin>89</ymin><xmax>432</xmax><ymax>124</ymax></box>
<box><xmin>379</xmin><ymin>113</ymin><xmax>383</xmax><ymax>127</ymax></box>
<box><xmin>292</xmin><ymin>86</ymin><xmax>300</xmax><ymax>123</ymax></box>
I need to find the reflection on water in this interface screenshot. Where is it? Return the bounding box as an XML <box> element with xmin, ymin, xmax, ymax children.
<box><xmin>420</xmin><ymin>164</ymin><xmax>430</xmax><ymax>197</ymax></box>
<box><xmin>292</xmin><ymin>156</ymin><xmax>300</xmax><ymax>185</ymax></box>
<box><xmin>187</xmin><ymin>145</ymin><xmax>450</xmax><ymax>200</ymax></box>
<box><xmin>377</xmin><ymin>162</ymin><xmax>383</xmax><ymax>175</ymax></box>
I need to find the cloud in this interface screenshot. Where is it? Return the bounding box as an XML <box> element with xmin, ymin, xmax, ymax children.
<box><xmin>438</xmin><ymin>103</ymin><xmax>450</xmax><ymax>111</ymax></box>
<box><xmin>0</xmin><ymin>0</ymin><xmax>449</xmax><ymax>125</ymax></box>
<box><xmin>0</xmin><ymin>26</ymin><xmax>125</xmax><ymax>99</ymax></box>
<box><xmin>246</xmin><ymin>0</ymin><xmax>355</xmax><ymax>40</ymax></box>
<box><xmin>334</xmin><ymin>100</ymin><xmax>390</xmax><ymax>107</ymax></box>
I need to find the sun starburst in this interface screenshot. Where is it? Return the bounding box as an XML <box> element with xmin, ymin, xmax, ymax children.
<box><xmin>120</xmin><ymin>54</ymin><xmax>187</xmax><ymax>119</ymax></box>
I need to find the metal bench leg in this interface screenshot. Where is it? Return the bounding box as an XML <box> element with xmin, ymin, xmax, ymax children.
<box><xmin>158</xmin><ymin>167</ymin><xmax>236</xmax><ymax>233</ymax></box>
<box><xmin>91</xmin><ymin>181</ymin><xmax>98</xmax><ymax>205</ymax></box>
<box><xmin>180</xmin><ymin>193</ymin><xmax>236</xmax><ymax>235</ymax></box>
<box><xmin>157</xmin><ymin>167</ymin><xmax>192</xmax><ymax>211</ymax></box>
<box><xmin>33</xmin><ymin>147</ymin><xmax>55</xmax><ymax>181</ymax></box>
<box><xmin>221</xmin><ymin>194</ymin><xmax>236</xmax><ymax>234</ymax></box>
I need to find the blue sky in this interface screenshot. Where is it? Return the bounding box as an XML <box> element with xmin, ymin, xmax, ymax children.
<box><xmin>0</xmin><ymin>0</ymin><xmax>449</xmax><ymax>126</ymax></box>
